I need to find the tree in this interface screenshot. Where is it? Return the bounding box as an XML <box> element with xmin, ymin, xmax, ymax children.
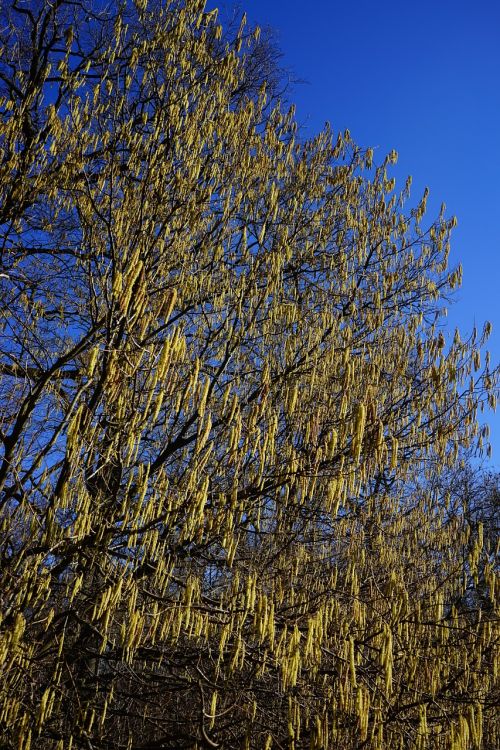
<box><xmin>0</xmin><ymin>1</ymin><xmax>498</xmax><ymax>748</ymax></box>
<box><xmin>428</xmin><ymin>459</ymin><xmax>499</xmax><ymax>616</ymax></box>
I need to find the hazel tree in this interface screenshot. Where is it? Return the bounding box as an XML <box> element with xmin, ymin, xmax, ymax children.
<box><xmin>0</xmin><ymin>1</ymin><xmax>498</xmax><ymax>749</ymax></box>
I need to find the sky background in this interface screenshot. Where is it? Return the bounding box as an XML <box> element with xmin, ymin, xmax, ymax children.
<box><xmin>231</xmin><ymin>0</ymin><xmax>500</xmax><ymax>463</ymax></box>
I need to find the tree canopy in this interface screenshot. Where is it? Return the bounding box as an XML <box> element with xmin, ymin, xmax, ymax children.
<box><xmin>0</xmin><ymin>1</ymin><xmax>498</xmax><ymax>749</ymax></box>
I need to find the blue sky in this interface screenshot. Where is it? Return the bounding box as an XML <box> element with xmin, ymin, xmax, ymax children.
<box><xmin>239</xmin><ymin>0</ymin><xmax>500</xmax><ymax>463</ymax></box>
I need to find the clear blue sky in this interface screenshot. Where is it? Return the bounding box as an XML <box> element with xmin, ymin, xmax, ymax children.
<box><xmin>238</xmin><ymin>0</ymin><xmax>500</xmax><ymax>463</ymax></box>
